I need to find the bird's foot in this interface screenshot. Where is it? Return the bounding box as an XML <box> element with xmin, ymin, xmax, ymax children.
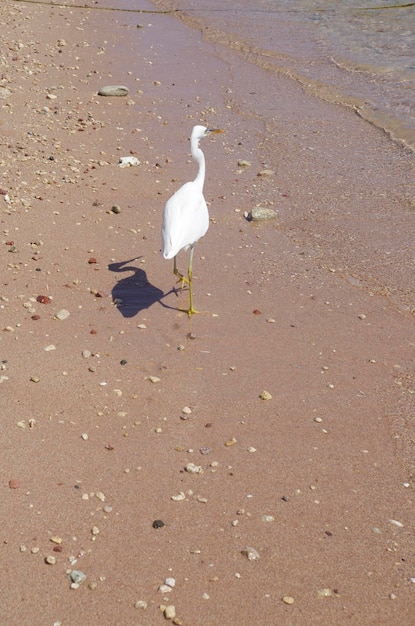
<box><xmin>187</xmin><ymin>306</ymin><xmax>199</xmax><ymax>317</ymax></box>
<box><xmin>174</xmin><ymin>269</ymin><xmax>189</xmax><ymax>290</ymax></box>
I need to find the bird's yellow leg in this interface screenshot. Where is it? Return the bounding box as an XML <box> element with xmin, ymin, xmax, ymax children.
<box><xmin>187</xmin><ymin>245</ymin><xmax>199</xmax><ymax>316</ymax></box>
<box><xmin>173</xmin><ymin>255</ymin><xmax>189</xmax><ymax>289</ymax></box>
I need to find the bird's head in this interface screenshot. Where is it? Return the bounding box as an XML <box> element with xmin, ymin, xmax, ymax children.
<box><xmin>191</xmin><ymin>125</ymin><xmax>224</xmax><ymax>142</ymax></box>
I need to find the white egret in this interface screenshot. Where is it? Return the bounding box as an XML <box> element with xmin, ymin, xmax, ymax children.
<box><xmin>161</xmin><ymin>125</ymin><xmax>223</xmax><ymax>316</ymax></box>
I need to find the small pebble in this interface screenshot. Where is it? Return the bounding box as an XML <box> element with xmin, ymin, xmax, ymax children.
<box><xmin>185</xmin><ymin>463</ymin><xmax>203</xmax><ymax>474</ymax></box>
<box><xmin>181</xmin><ymin>406</ymin><xmax>192</xmax><ymax>415</ymax></box>
<box><xmin>50</xmin><ymin>536</ymin><xmax>62</xmax><ymax>545</ymax></box>
<box><xmin>98</xmin><ymin>85</ymin><xmax>129</xmax><ymax>97</ymax></box>
<box><xmin>70</xmin><ymin>570</ymin><xmax>87</xmax><ymax>585</ymax></box>
<box><xmin>81</xmin><ymin>433</ymin><xmax>88</xmax><ymax>441</ymax></box>
<box><xmin>153</xmin><ymin>519</ymin><xmax>165</xmax><ymax>529</ymax></box>
<box><xmin>135</xmin><ymin>600</ymin><xmax>148</xmax><ymax>609</ymax></box>
<box><xmin>55</xmin><ymin>309</ymin><xmax>70</xmax><ymax>321</ymax></box>
<box><xmin>262</xmin><ymin>515</ymin><xmax>275</xmax><ymax>522</ymax></box>
<box><xmin>146</xmin><ymin>375</ymin><xmax>161</xmax><ymax>384</ymax></box>
<box><xmin>282</xmin><ymin>596</ymin><xmax>295</xmax><ymax>605</ymax></box>
<box><xmin>317</xmin><ymin>588</ymin><xmax>334</xmax><ymax>597</ymax></box>
<box><xmin>241</xmin><ymin>546</ymin><xmax>260</xmax><ymax>561</ymax></box>
<box><xmin>260</xmin><ymin>390</ymin><xmax>272</xmax><ymax>400</ymax></box>
<box><xmin>165</xmin><ymin>577</ymin><xmax>176</xmax><ymax>588</ymax></box>
<box><xmin>159</xmin><ymin>584</ymin><xmax>173</xmax><ymax>594</ymax></box>
<box><xmin>45</xmin><ymin>555</ymin><xmax>57</xmax><ymax>565</ymax></box>
<box><xmin>164</xmin><ymin>605</ymin><xmax>176</xmax><ymax>620</ymax></box>
<box><xmin>389</xmin><ymin>519</ymin><xmax>404</xmax><ymax>528</ymax></box>
<box><xmin>171</xmin><ymin>492</ymin><xmax>186</xmax><ymax>501</ymax></box>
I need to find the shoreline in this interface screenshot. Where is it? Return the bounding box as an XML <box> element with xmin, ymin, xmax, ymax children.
<box><xmin>1</xmin><ymin>1</ymin><xmax>414</xmax><ymax>624</ymax></box>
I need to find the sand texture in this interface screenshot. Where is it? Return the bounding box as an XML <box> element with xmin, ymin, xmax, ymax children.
<box><xmin>1</xmin><ymin>1</ymin><xmax>414</xmax><ymax>625</ymax></box>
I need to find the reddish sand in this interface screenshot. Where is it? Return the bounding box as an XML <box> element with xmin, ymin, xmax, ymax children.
<box><xmin>1</xmin><ymin>1</ymin><xmax>414</xmax><ymax>625</ymax></box>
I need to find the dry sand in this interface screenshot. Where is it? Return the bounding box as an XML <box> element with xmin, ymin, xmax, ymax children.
<box><xmin>1</xmin><ymin>1</ymin><xmax>414</xmax><ymax>625</ymax></box>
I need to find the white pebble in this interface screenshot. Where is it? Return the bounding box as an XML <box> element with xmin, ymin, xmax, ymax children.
<box><xmin>165</xmin><ymin>577</ymin><xmax>176</xmax><ymax>588</ymax></box>
<box><xmin>241</xmin><ymin>546</ymin><xmax>260</xmax><ymax>561</ymax></box>
<box><xmin>171</xmin><ymin>492</ymin><xmax>186</xmax><ymax>501</ymax></box>
<box><xmin>185</xmin><ymin>463</ymin><xmax>203</xmax><ymax>474</ymax></box>
<box><xmin>389</xmin><ymin>519</ymin><xmax>404</xmax><ymax>528</ymax></box>
<box><xmin>164</xmin><ymin>605</ymin><xmax>176</xmax><ymax>620</ymax></box>
<box><xmin>135</xmin><ymin>600</ymin><xmax>147</xmax><ymax>609</ymax></box>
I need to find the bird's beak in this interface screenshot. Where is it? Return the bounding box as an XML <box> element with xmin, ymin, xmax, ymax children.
<box><xmin>207</xmin><ymin>128</ymin><xmax>224</xmax><ymax>135</ymax></box>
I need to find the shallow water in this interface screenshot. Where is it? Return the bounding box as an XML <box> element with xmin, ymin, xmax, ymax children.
<box><xmin>152</xmin><ymin>0</ymin><xmax>415</xmax><ymax>150</ymax></box>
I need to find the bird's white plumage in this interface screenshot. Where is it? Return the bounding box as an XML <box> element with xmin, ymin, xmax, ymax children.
<box><xmin>162</xmin><ymin>180</ymin><xmax>209</xmax><ymax>260</ymax></box>
<box><xmin>161</xmin><ymin>125</ymin><xmax>210</xmax><ymax>259</ymax></box>
<box><xmin>161</xmin><ymin>124</ymin><xmax>223</xmax><ymax>316</ymax></box>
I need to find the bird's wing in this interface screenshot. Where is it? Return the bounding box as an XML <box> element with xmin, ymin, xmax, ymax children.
<box><xmin>161</xmin><ymin>182</ymin><xmax>209</xmax><ymax>259</ymax></box>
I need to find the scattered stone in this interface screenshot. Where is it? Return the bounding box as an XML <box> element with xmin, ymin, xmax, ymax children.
<box><xmin>282</xmin><ymin>596</ymin><xmax>295</xmax><ymax>605</ymax></box>
<box><xmin>241</xmin><ymin>546</ymin><xmax>260</xmax><ymax>561</ymax></box>
<box><xmin>181</xmin><ymin>406</ymin><xmax>192</xmax><ymax>415</ymax></box>
<box><xmin>159</xmin><ymin>584</ymin><xmax>173</xmax><ymax>594</ymax></box>
<box><xmin>50</xmin><ymin>536</ymin><xmax>62</xmax><ymax>545</ymax></box>
<box><xmin>225</xmin><ymin>438</ymin><xmax>237</xmax><ymax>447</ymax></box>
<box><xmin>31</xmin><ymin>547</ymin><xmax>40</xmax><ymax>554</ymax></box>
<box><xmin>185</xmin><ymin>463</ymin><xmax>203</xmax><ymax>474</ymax></box>
<box><xmin>171</xmin><ymin>492</ymin><xmax>186</xmax><ymax>501</ymax></box>
<box><xmin>146</xmin><ymin>376</ymin><xmax>161</xmax><ymax>384</ymax></box>
<box><xmin>9</xmin><ymin>479</ymin><xmax>20</xmax><ymax>489</ymax></box>
<box><xmin>0</xmin><ymin>87</ymin><xmax>12</xmax><ymax>99</ymax></box>
<box><xmin>237</xmin><ymin>159</ymin><xmax>252</xmax><ymax>167</ymax></box>
<box><xmin>30</xmin><ymin>376</ymin><xmax>40</xmax><ymax>383</ymax></box>
<box><xmin>69</xmin><ymin>570</ymin><xmax>87</xmax><ymax>585</ymax></box>
<box><xmin>111</xmin><ymin>204</ymin><xmax>122</xmax><ymax>214</ymax></box>
<box><xmin>152</xmin><ymin>519</ymin><xmax>165</xmax><ymax>529</ymax></box>
<box><xmin>81</xmin><ymin>433</ymin><xmax>88</xmax><ymax>441</ymax></box>
<box><xmin>55</xmin><ymin>309</ymin><xmax>70</xmax><ymax>320</ymax></box>
<box><xmin>45</xmin><ymin>555</ymin><xmax>57</xmax><ymax>565</ymax></box>
<box><xmin>389</xmin><ymin>519</ymin><xmax>404</xmax><ymax>528</ymax></box>
<box><xmin>135</xmin><ymin>600</ymin><xmax>148</xmax><ymax>609</ymax></box>
<box><xmin>118</xmin><ymin>156</ymin><xmax>140</xmax><ymax>168</ymax></box>
<box><xmin>199</xmin><ymin>447</ymin><xmax>212</xmax><ymax>455</ymax></box>
<box><xmin>98</xmin><ymin>85</ymin><xmax>129</xmax><ymax>97</ymax></box>
<box><xmin>260</xmin><ymin>390</ymin><xmax>272</xmax><ymax>400</ymax></box>
<box><xmin>261</xmin><ymin>515</ymin><xmax>275</xmax><ymax>522</ymax></box>
<box><xmin>247</xmin><ymin>206</ymin><xmax>277</xmax><ymax>221</ymax></box>
<box><xmin>317</xmin><ymin>588</ymin><xmax>335</xmax><ymax>598</ymax></box>
<box><xmin>257</xmin><ymin>169</ymin><xmax>275</xmax><ymax>177</ymax></box>
<box><xmin>37</xmin><ymin>295</ymin><xmax>51</xmax><ymax>304</ymax></box>
<box><xmin>165</xmin><ymin>577</ymin><xmax>176</xmax><ymax>588</ymax></box>
<box><xmin>164</xmin><ymin>605</ymin><xmax>176</xmax><ymax>620</ymax></box>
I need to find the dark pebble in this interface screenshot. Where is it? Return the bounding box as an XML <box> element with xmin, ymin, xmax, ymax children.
<box><xmin>120</xmin><ymin>359</ymin><xmax>127</xmax><ymax>365</ymax></box>
<box><xmin>281</xmin><ymin>495</ymin><xmax>290</xmax><ymax>502</ymax></box>
<box><xmin>152</xmin><ymin>519</ymin><xmax>165</xmax><ymax>529</ymax></box>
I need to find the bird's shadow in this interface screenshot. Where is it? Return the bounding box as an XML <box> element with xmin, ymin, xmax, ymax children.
<box><xmin>108</xmin><ymin>258</ymin><xmax>173</xmax><ymax>318</ymax></box>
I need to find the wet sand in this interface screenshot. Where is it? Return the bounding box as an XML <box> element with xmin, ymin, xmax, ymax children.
<box><xmin>1</xmin><ymin>1</ymin><xmax>414</xmax><ymax>625</ymax></box>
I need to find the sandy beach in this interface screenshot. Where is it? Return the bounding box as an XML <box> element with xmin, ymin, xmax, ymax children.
<box><xmin>1</xmin><ymin>1</ymin><xmax>414</xmax><ymax>625</ymax></box>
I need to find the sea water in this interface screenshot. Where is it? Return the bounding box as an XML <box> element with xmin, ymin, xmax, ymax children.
<box><xmin>152</xmin><ymin>0</ymin><xmax>415</xmax><ymax>150</ymax></box>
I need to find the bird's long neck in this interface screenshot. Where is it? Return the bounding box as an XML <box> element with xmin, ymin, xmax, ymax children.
<box><xmin>191</xmin><ymin>139</ymin><xmax>205</xmax><ymax>191</ymax></box>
